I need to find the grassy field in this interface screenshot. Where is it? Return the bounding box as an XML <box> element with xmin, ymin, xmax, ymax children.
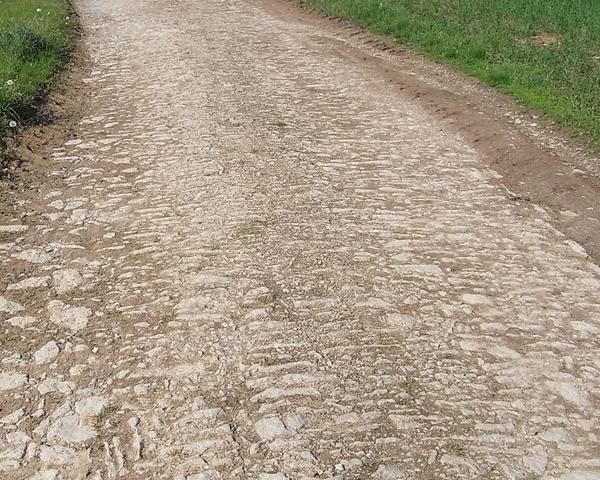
<box><xmin>0</xmin><ymin>0</ymin><xmax>71</xmax><ymax>138</ymax></box>
<box><xmin>299</xmin><ymin>0</ymin><xmax>600</xmax><ymax>145</ymax></box>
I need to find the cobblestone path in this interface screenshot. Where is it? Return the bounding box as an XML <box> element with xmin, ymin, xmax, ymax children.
<box><xmin>1</xmin><ymin>0</ymin><xmax>599</xmax><ymax>479</ymax></box>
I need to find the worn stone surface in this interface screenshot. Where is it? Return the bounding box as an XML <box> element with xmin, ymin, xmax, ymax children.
<box><xmin>255</xmin><ymin>417</ymin><xmax>290</xmax><ymax>440</ymax></box>
<box><xmin>0</xmin><ymin>373</ymin><xmax>28</xmax><ymax>391</ymax></box>
<box><xmin>7</xmin><ymin>277</ymin><xmax>50</xmax><ymax>291</ymax></box>
<box><xmin>0</xmin><ymin>297</ymin><xmax>24</xmax><ymax>314</ymax></box>
<box><xmin>51</xmin><ymin>270</ymin><xmax>84</xmax><ymax>295</ymax></box>
<box><xmin>6</xmin><ymin>316</ymin><xmax>37</xmax><ymax>328</ymax></box>
<box><xmin>14</xmin><ymin>249</ymin><xmax>50</xmax><ymax>264</ymax></box>
<box><xmin>74</xmin><ymin>396</ymin><xmax>109</xmax><ymax>417</ymax></box>
<box><xmin>1</xmin><ymin>409</ymin><xmax>25</xmax><ymax>425</ymax></box>
<box><xmin>0</xmin><ymin>0</ymin><xmax>599</xmax><ymax>478</ymax></box>
<box><xmin>47</xmin><ymin>301</ymin><xmax>91</xmax><ymax>332</ymax></box>
<box><xmin>39</xmin><ymin>445</ymin><xmax>76</xmax><ymax>465</ymax></box>
<box><xmin>47</xmin><ymin>416</ymin><xmax>96</xmax><ymax>444</ymax></box>
<box><xmin>33</xmin><ymin>341</ymin><xmax>60</xmax><ymax>365</ymax></box>
<box><xmin>0</xmin><ymin>225</ymin><xmax>28</xmax><ymax>233</ymax></box>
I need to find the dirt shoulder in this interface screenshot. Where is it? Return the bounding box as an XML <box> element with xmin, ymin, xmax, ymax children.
<box><xmin>0</xmin><ymin>12</ymin><xmax>88</xmax><ymax>221</ymax></box>
<box><xmin>255</xmin><ymin>0</ymin><xmax>600</xmax><ymax>264</ymax></box>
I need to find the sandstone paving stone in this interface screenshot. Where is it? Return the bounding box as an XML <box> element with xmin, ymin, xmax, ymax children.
<box><xmin>51</xmin><ymin>269</ymin><xmax>84</xmax><ymax>294</ymax></box>
<box><xmin>555</xmin><ymin>473</ymin><xmax>600</xmax><ymax>480</ymax></box>
<box><xmin>38</xmin><ymin>445</ymin><xmax>76</xmax><ymax>465</ymax></box>
<box><xmin>186</xmin><ymin>471</ymin><xmax>221</xmax><ymax>480</ymax></box>
<box><xmin>37</xmin><ymin>378</ymin><xmax>75</xmax><ymax>395</ymax></box>
<box><xmin>6</xmin><ymin>277</ymin><xmax>51</xmax><ymax>291</ymax></box>
<box><xmin>74</xmin><ymin>396</ymin><xmax>109</xmax><ymax>417</ymax></box>
<box><xmin>33</xmin><ymin>341</ymin><xmax>60</xmax><ymax>365</ymax></box>
<box><xmin>0</xmin><ymin>225</ymin><xmax>28</xmax><ymax>233</ymax></box>
<box><xmin>46</xmin><ymin>416</ymin><xmax>96</xmax><ymax>444</ymax></box>
<box><xmin>373</xmin><ymin>464</ymin><xmax>405</xmax><ymax>479</ymax></box>
<box><xmin>524</xmin><ymin>454</ymin><xmax>548</xmax><ymax>475</ymax></box>
<box><xmin>14</xmin><ymin>249</ymin><xmax>51</xmax><ymax>264</ymax></box>
<box><xmin>6</xmin><ymin>316</ymin><xmax>37</xmax><ymax>328</ymax></box>
<box><xmin>487</xmin><ymin>345</ymin><xmax>521</xmax><ymax>360</ymax></box>
<box><xmin>0</xmin><ymin>372</ymin><xmax>28</xmax><ymax>391</ymax></box>
<box><xmin>545</xmin><ymin>381</ymin><xmax>590</xmax><ymax>408</ymax></box>
<box><xmin>47</xmin><ymin>301</ymin><xmax>91</xmax><ymax>332</ymax></box>
<box><xmin>255</xmin><ymin>417</ymin><xmax>291</xmax><ymax>440</ymax></box>
<box><xmin>1</xmin><ymin>408</ymin><xmax>25</xmax><ymax>425</ymax></box>
<box><xmin>461</xmin><ymin>293</ymin><xmax>493</xmax><ymax>305</ymax></box>
<box><xmin>0</xmin><ymin>297</ymin><xmax>24</xmax><ymax>314</ymax></box>
<box><xmin>25</xmin><ymin>470</ymin><xmax>60</xmax><ymax>480</ymax></box>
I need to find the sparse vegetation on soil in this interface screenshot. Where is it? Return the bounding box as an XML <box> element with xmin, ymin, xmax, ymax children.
<box><xmin>0</xmin><ymin>0</ymin><xmax>72</xmax><ymax>164</ymax></box>
<box><xmin>298</xmin><ymin>0</ymin><xmax>600</xmax><ymax>146</ymax></box>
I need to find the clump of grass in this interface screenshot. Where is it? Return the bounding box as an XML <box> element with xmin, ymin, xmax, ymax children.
<box><xmin>298</xmin><ymin>0</ymin><xmax>600</xmax><ymax>146</ymax></box>
<box><xmin>0</xmin><ymin>143</ymin><xmax>19</xmax><ymax>178</ymax></box>
<box><xmin>94</xmin><ymin>403</ymin><xmax>120</xmax><ymax>430</ymax></box>
<box><xmin>0</xmin><ymin>0</ymin><xmax>72</xmax><ymax>137</ymax></box>
<box><xmin>160</xmin><ymin>311</ymin><xmax>177</xmax><ymax>323</ymax></box>
<box><xmin>401</xmin><ymin>376</ymin><xmax>420</xmax><ymax>397</ymax></box>
<box><xmin>236</xmin><ymin>218</ymin><xmax>268</xmax><ymax>236</ymax></box>
<box><xmin>445</xmin><ymin>440</ymin><xmax>467</xmax><ymax>456</ymax></box>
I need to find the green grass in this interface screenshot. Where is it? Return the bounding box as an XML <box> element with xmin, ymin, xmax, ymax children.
<box><xmin>0</xmin><ymin>0</ymin><xmax>71</xmax><ymax>133</ymax></box>
<box><xmin>299</xmin><ymin>0</ymin><xmax>600</xmax><ymax>145</ymax></box>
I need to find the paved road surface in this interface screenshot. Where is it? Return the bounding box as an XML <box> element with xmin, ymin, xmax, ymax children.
<box><xmin>1</xmin><ymin>0</ymin><xmax>599</xmax><ymax>478</ymax></box>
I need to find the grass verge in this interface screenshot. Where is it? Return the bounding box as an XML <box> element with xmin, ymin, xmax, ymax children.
<box><xmin>298</xmin><ymin>0</ymin><xmax>600</xmax><ymax>146</ymax></box>
<box><xmin>0</xmin><ymin>0</ymin><xmax>72</xmax><ymax>167</ymax></box>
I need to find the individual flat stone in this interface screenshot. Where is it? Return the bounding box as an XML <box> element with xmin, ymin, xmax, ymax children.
<box><xmin>545</xmin><ymin>381</ymin><xmax>589</xmax><ymax>408</ymax></box>
<box><xmin>1</xmin><ymin>408</ymin><xmax>25</xmax><ymax>425</ymax></box>
<box><xmin>283</xmin><ymin>413</ymin><xmax>306</xmax><ymax>432</ymax></box>
<box><xmin>0</xmin><ymin>225</ymin><xmax>28</xmax><ymax>233</ymax></box>
<box><xmin>26</xmin><ymin>469</ymin><xmax>60</xmax><ymax>480</ymax></box>
<box><xmin>47</xmin><ymin>301</ymin><xmax>91</xmax><ymax>332</ymax></box>
<box><xmin>52</xmin><ymin>269</ymin><xmax>84</xmax><ymax>294</ymax></box>
<box><xmin>39</xmin><ymin>445</ymin><xmax>76</xmax><ymax>465</ymax></box>
<box><xmin>461</xmin><ymin>294</ymin><xmax>492</xmax><ymax>305</ymax></box>
<box><xmin>37</xmin><ymin>377</ymin><xmax>75</xmax><ymax>395</ymax></box>
<box><xmin>487</xmin><ymin>345</ymin><xmax>521</xmax><ymax>360</ymax></box>
<box><xmin>386</xmin><ymin>314</ymin><xmax>416</xmax><ymax>328</ymax></box>
<box><xmin>47</xmin><ymin>415</ymin><xmax>96</xmax><ymax>444</ymax></box>
<box><xmin>34</xmin><ymin>341</ymin><xmax>60</xmax><ymax>364</ymax></box>
<box><xmin>7</xmin><ymin>316</ymin><xmax>37</xmax><ymax>328</ymax></box>
<box><xmin>0</xmin><ymin>296</ymin><xmax>24</xmax><ymax>314</ymax></box>
<box><xmin>187</xmin><ymin>471</ymin><xmax>221</xmax><ymax>480</ymax></box>
<box><xmin>0</xmin><ymin>372</ymin><xmax>28</xmax><ymax>391</ymax></box>
<box><xmin>255</xmin><ymin>417</ymin><xmax>290</xmax><ymax>440</ymax></box>
<box><xmin>557</xmin><ymin>473</ymin><xmax>600</xmax><ymax>480</ymax></box>
<box><xmin>373</xmin><ymin>464</ymin><xmax>404</xmax><ymax>479</ymax></box>
<box><xmin>6</xmin><ymin>276</ymin><xmax>50</xmax><ymax>291</ymax></box>
<box><xmin>74</xmin><ymin>396</ymin><xmax>109</xmax><ymax>417</ymax></box>
<box><xmin>187</xmin><ymin>273</ymin><xmax>229</xmax><ymax>286</ymax></box>
<box><xmin>15</xmin><ymin>249</ymin><xmax>51</xmax><ymax>264</ymax></box>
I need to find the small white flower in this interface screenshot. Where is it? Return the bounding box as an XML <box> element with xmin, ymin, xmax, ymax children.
<box><xmin>6</xmin><ymin>80</ymin><xmax>14</xmax><ymax>86</ymax></box>
<box><xmin>36</xmin><ymin>8</ymin><xmax>42</xmax><ymax>13</ymax></box>
<box><xmin>9</xmin><ymin>120</ymin><xmax>17</xmax><ymax>128</ymax></box>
